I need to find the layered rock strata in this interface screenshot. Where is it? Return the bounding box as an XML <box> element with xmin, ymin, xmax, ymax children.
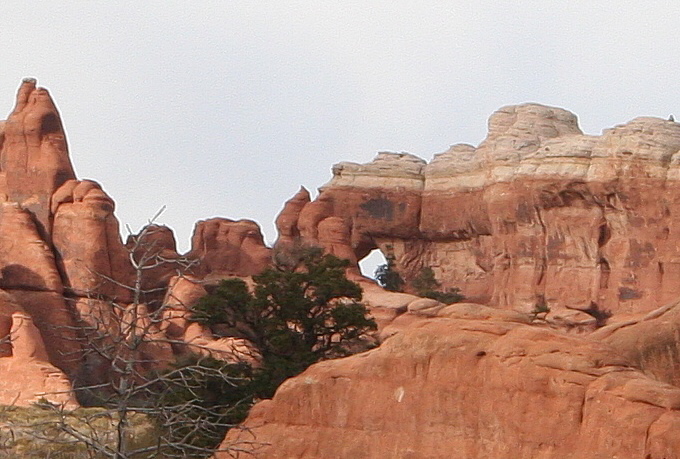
<box><xmin>5</xmin><ymin>77</ymin><xmax>680</xmax><ymax>458</ymax></box>
<box><xmin>277</xmin><ymin>104</ymin><xmax>680</xmax><ymax>317</ymax></box>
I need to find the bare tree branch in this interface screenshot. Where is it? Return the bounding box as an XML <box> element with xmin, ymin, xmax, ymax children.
<box><xmin>10</xmin><ymin>213</ymin><xmax>256</xmax><ymax>458</ymax></box>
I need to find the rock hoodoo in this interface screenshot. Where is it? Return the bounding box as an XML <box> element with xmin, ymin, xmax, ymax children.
<box><xmin>0</xmin><ymin>79</ymin><xmax>272</xmax><ymax>406</ymax></box>
<box><xmin>0</xmin><ymin>78</ymin><xmax>76</xmax><ymax>233</ymax></box>
<box><xmin>4</xmin><ymin>78</ymin><xmax>680</xmax><ymax>458</ymax></box>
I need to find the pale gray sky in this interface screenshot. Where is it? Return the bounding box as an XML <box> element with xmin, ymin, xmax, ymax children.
<box><xmin>2</xmin><ymin>2</ymin><xmax>679</xmax><ymax>275</ymax></box>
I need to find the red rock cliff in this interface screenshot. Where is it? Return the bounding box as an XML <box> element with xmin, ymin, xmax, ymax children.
<box><xmin>277</xmin><ymin>104</ymin><xmax>680</xmax><ymax>319</ymax></box>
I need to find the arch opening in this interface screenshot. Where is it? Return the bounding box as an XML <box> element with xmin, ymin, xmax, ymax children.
<box><xmin>359</xmin><ymin>248</ymin><xmax>386</xmax><ymax>280</ymax></box>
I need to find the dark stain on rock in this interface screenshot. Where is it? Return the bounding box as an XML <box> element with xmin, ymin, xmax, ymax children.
<box><xmin>360</xmin><ymin>198</ymin><xmax>394</xmax><ymax>220</ymax></box>
<box><xmin>559</xmin><ymin>190</ymin><xmax>587</xmax><ymax>207</ymax></box>
<box><xmin>597</xmin><ymin>224</ymin><xmax>611</xmax><ymax>247</ymax></box>
<box><xmin>40</xmin><ymin>113</ymin><xmax>61</xmax><ymax>136</ymax></box>
<box><xmin>516</xmin><ymin>200</ymin><xmax>533</xmax><ymax>224</ymax></box>
<box><xmin>626</xmin><ymin>240</ymin><xmax>655</xmax><ymax>268</ymax></box>
<box><xmin>539</xmin><ymin>190</ymin><xmax>560</xmax><ymax>209</ymax></box>
<box><xmin>619</xmin><ymin>286</ymin><xmax>642</xmax><ymax>300</ymax></box>
<box><xmin>599</xmin><ymin>258</ymin><xmax>610</xmax><ymax>289</ymax></box>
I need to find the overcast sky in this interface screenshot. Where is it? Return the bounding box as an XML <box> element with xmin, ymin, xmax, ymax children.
<box><xmin>2</xmin><ymin>2</ymin><xmax>679</xmax><ymax>275</ymax></box>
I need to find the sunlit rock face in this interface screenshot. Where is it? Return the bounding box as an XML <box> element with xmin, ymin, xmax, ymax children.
<box><xmin>0</xmin><ymin>79</ymin><xmax>274</xmax><ymax>406</ymax></box>
<box><xmin>276</xmin><ymin>103</ymin><xmax>680</xmax><ymax>318</ymax></box>
<box><xmin>0</xmin><ymin>78</ymin><xmax>76</xmax><ymax>234</ymax></box>
<box><xmin>221</xmin><ymin>304</ymin><xmax>680</xmax><ymax>459</ymax></box>
<box><xmin>237</xmin><ymin>105</ymin><xmax>680</xmax><ymax>459</ymax></box>
<box><xmin>7</xmin><ymin>76</ymin><xmax>680</xmax><ymax>458</ymax></box>
<box><xmin>187</xmin><ymin>217</ymin><xmax>272</xmax><ymax>279</ymax></box>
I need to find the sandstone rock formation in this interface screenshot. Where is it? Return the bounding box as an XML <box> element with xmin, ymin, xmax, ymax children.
<box><xmin>5</xmin><ymin>77</ymin><xmax>680</xmax><ymax>458</ymax></box>
<box><xmin>0</xmin><ymin>80</ymin><xmax>273</xmax><ymax>406</ymax></box>
<box><xmin>592</xmin><ymin>299</ymin><xmax>680</xmax><ymax>387</ymax></box>
<box><xmin>52</xmin><ymin>179</ymin><xmax>134</xmax><ymax>300</ymax></box>
<box><xmin>236</xmin><ymin>104</ymin><xmax>680</xmax><ymax>457</ymax></box>
<box><xmin>0</xmin><ymin>291</ymin><xmax>76</xmax><ymax>407</ymax></box>
<box><xmin>276</xmin><ymin>104</ymin><xmax>680</xmax><ymax>319</ymax></box>
<box><xmin>275</xmin><ymin>187</ymin><xmax>311</xmax><ymax>248</ymax></box>
<box><xmin>221</xmin><ymin>303</ymin><xmax>680</xmax><ymax>458</ymax></box>
<box><xmin>0</xmin><ymin>200</ymin><xmax>81</xmax><ymax>375</ymax></box>
<box><xmin>0</xmin><ymin>78</ymin><xmax>76</xmax><ymax>233</ymax></box>
<box><xmin>188</xmin><ymin>218</ymin><xmax>272</xmax><ymax>279</ymax></box>
<box><xmin>160</xmin><ymin>275</ymin><xmax>260</xmax><ymax>364</ymax></box>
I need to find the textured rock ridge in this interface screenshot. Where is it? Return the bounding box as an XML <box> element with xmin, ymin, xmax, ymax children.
<box><xmin>4</xmin><ymin>79</ymin><xmax>680</xmax><ymax>458</ymax></box>
<box><xmin>0</xmin><ymin>291</ymin><xmax>77</xmax><ymax>407</ymax></box>
<box><xmin>0</xmin><ymin>80</ymin><xmax>272</xmax><ymax>406</ymax></box>
<box><xmin>276</xmin><ymin>103</ymin><xmax>680</xmax><ymax>318</ymax></box>
<box><xmin>188</xmin><ymin>218</ymin><xmax>272</xmax><ymax>279</ymax></box>
<box><xmin>221</xmin><ymin>304</ymin><xmax>680</xmax><ymax>458</ymax></box>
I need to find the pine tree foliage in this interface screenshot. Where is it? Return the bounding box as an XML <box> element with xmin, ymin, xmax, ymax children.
<box><xmin>374</xmin><ymin>254</ymin><xmax>404</xmax><ymax>292</ymax></box>
<box><xmin>193</xmin><ymin>247</ymin><xmax>377</xmax><ymax>398</ymax></box>
<box><xmin>412</xmin><ymin>267</ymin><xmax>464</xmax><ymax>304</ymax></box>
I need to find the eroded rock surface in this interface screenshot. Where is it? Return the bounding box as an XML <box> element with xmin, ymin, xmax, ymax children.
<box><xmin>221</xmin><ymin>305</ymin><xmax>680</xmax><ymax>458</ymax></box>
<box><xmin>0</xmin><ymin>78</ymin><xmax>76</xmax><ymax>233</ymax></box>
<box><xmin>188</xmin><ymin>218</ymin><xmax>272</xmax><ymax>279</ymax></box>
<box><xmin>0</xmin><ymin>291</ymin><xmax>76</xmax><ymax>407</ymax></box>
<box><xmin>4</xmin><ymin>78</ymin><xmax>680</xmax><ymax>458</ymax></box>
<box><xmin>0</xmin><ymin>80</ymin><xmax>275</xmax><ymax>406</ymax></box>
<box><xmin>276</xmin><ymin>104</ymin><xmax>680</xmax><ymax>318</ymax></box>
<box><xmin>591</xmin><ymin>298</ymin><xmax>680</xmax><ymax>387</ymax></box>
<box><xmin>52</xmin><ymin>179</ymin><xmax>134</xmax><ymax>300</ymax></box>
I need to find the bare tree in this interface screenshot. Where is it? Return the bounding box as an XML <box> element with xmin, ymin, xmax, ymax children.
<box><xmin>2</xmin><ymin>212</ymin><xmax>263</xmax><ymax>458</ymax></box>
